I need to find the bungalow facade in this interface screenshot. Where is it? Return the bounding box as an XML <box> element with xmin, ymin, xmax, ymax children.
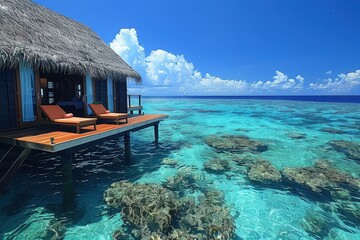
<box><xmin>0</xmin><ymin>0</ymin><xmax>167</xmax><ymax>194</ymax></box>
<box><xmin>0</xmin><ymin>0</ymin><xmax>139</xmax><ymax>130</ymax></box>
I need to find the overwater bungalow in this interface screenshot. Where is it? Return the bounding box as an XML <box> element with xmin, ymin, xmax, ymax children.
<box><xmin>0</xmin><ymin>0</ymin><xmax>167</xmax><ymax>193</ymax></box>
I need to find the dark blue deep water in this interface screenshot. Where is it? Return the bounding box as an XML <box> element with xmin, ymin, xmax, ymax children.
<box><xmin>145</xmin><ymin>95</ymin><xmax>360</xmax><ymax>103</ymax></box>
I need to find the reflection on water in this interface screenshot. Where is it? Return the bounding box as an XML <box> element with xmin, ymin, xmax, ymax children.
<box><xmin>1</xmin><ymin>98</ymin><xmax>360</xmax><ymax>239</ymax></box>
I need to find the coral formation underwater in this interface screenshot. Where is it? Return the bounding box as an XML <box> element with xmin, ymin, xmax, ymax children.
<box><xmin>103</xmin><ymin>133</ymin><xmax>360</xmax><ymax>240</ymax></box>
<box><xmin>104</xmin><ymin>180</ymin><xmax>235</xmax><ymax>240</ymax></box>
<box><xmin>204</xmin><ymin>135</ymin><xmax>268</xmax><ymax>153</ymax></box>
<box><xmin>329</xmin><ymin>140</ymin><xmax>360</xmax><ymax>161</ymax></box>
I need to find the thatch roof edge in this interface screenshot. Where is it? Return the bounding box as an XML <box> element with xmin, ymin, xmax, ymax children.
<box><xmin>0</xmin><ymin>0</ymin><xmax>141</xmax><ymax>82</ymax></box>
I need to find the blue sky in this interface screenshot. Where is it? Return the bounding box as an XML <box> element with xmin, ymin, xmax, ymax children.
<box><xmin>34</xmin><ymin>0</ymin><xmax>360</xmax><ymax>95</ymax></box>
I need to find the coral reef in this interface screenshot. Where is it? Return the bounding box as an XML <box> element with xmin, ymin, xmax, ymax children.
<box><xmin>104</xmin><ymin>181</ymin><xmax>236</xmax><ymax>240</ymax></box>
<box><xmin>328</xmin><ymin>140</ymin><xmax>360</xmax><ymax>161</ymax></box>
<box><xmin>247</xmin><ymin>160</ymin><xmax>281</xmax><ymax>184</ymax></box>
<box><xmin>179</xmin><ymin>189</ymin><xmax>235</xmax><ymax>240</ymax></box>
<box><xmin>164</xmin><ymin>167</ymin><xmax>208</xmax><ymax>193</ymax></box>
<box><xmin>282</xmin><ymin>160</ymin><xmax>360</xmax><ymax>199</ymax></box>
<box><xmin>162</xmin><ymin>158</ymin><xmax>178</xmax><ymax>166</ymax></box>
<box><xmin>231</xmin><ymin>154</ymin><xmax>258</xmax><ymax>167</ymax></box>
<box><xmin>320</xmin><ymin>128</ymin><xmax>345</xmax><ymax>134</ymax></box>
<box><xmin>203</xmin><ymin>159</ymin><xmax>231</xmax><ymax>173</ymax></box>
<box><xmin>204</xmin><ymin>135</ymin><xmax>268</xmax><ymax>153</ymax></box>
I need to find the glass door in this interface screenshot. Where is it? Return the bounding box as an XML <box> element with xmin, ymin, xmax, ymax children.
<box><xmin>18</xmin><ymin>63</ymin><xmax>37</xmax><ymax>127</ymax></box>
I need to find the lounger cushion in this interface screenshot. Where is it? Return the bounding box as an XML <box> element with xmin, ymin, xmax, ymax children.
<box><xmin>54</xmin><ymin>117</ymin><xmax>96</xmax><ymax>124</ymax></box>
<box><xmin>40</xmin><ymin>105</ymin><xmax>67</xmax><ymax>121</ymax></box>
<box><xmin>98</xmin><ymin>113</ymin><xmax>128</xmax><ymax>118</ymax></box>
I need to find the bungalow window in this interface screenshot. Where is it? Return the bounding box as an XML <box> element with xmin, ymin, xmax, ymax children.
<box><xmin>75</xmin><ymin>84</ymin><xmax>82</xmax><ymax>99</ymax></box>
<box><xmin>47</xmin><ymin>81</ymin><xmax>55</xmax><ymax>104</ymax></box>
<box><xmin>94</xmin><ymin>79</ymin><xmax>107</xmax><ymax>106</ymax></box>
<box><xmin>39</xmin><ymin>77</ymin><xmax>57</xmax><ymax>105</ymax></box>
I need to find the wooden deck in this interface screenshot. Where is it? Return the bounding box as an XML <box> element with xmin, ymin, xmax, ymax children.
<box><xmin>0</xmin><ymin>114</ymin><xmax>168</xmax><ymax>153</ymax></box>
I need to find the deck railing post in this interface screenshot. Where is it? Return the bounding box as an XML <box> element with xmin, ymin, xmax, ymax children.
<box><xmin>154</xmin><ymin>123</ymin><xmax>159</xmax><ymax>145</ymax></box>
<box><xmin>60</xmin><ymin>152</ymin><xmax>74</xmax><ymax>211</ymax></box>
<box><xmin>124</xmin><ymin>132</ymin><xmax>131</xmax><ymax>161</ymax></box>
<box><xmin>139</xmin><ymin>95</ymin><xmax>142</xmax><ymax>114</ymax></box>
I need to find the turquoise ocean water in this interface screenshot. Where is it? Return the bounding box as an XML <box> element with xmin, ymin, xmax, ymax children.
<box><xmin>1</xmin><ymin>97</ymin><xmax>360</xmax><ymax>239</ymax></box>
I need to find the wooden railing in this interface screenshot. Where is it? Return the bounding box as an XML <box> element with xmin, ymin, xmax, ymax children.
<box><xmin>127</xmin><ymin>94</ymin><xmax>143</xmax><ymax>114</ymax></box>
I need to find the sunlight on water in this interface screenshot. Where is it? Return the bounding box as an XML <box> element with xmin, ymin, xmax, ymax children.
<box><xmin>1</xmin><ymin>98</ymin><xmax>360</xmax><ymax>239</ymax></box>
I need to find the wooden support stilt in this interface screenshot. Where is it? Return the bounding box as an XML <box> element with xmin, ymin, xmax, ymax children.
<box><xmin>60</xmin><ymin>152</ymin><xmax>74</xmax><ymax>211</ymax></box>
<box><xmin>0</xmin><ymin>147</ymin><xmax>31</xmax><ymax>193</ymax></box>
<box><xmin>124</xmin><ymin>132</ymin><xmax>131</xmax><ymax>161</ymax></box>
<box><xmin>154</xmin><ymin>123</ymin><xmax>159</xmax><ymax>146</ymax></box>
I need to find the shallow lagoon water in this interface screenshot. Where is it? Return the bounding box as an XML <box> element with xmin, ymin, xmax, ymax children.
<box><xmin>1</xmin><ymin>97</ymin><xmax>360</xmax><ymax>239</ymax></box>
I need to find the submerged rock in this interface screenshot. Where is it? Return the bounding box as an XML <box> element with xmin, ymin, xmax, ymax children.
<box><xmin>329</xmin><ymin>188</ymin><xmax>351</xmax><ymax>200</ymax></box>
<box><xmin>234</xmin><ymin>128</ymin><xmax>250</xmax><ymax>133</ymax></box>
<box><xmin>104</xmin><ymin>181</ymin><xmax>236</xmax><ymax>239</ymax></box>
<box><xmin>301</xmin><ymin>210</ymin><xmax>333</xmax><ymax>238</ymax></box>
<box><xmin>247</xmin><ymin>160</ymin><xmax>281</xmax><ymax>184</ymax></box>
<box><xmin>203</xmin><ymin>159</ymin><xmax>231</xmax><ymax>173</ymax></box>
<box><xmin>204</xmin><ymin>135</ymin><xmax>268</xmax><ymax>153</ymax></box>
<box><xmin>321</xmin><ymin>201</ymin><xmax>360</xmax><ymax>227</ymax></box>
<box><xmin>287</xmin><ymin>132</ymin><xmax>307</xmax><ymax>140</ymax></box>
<box><xmin>334</xmin><ymin>201</ymin><xmax>360</xmax><ymax>226</ymax></box>
<box><xmin>282</xmin><ymin>160</ymin><xmax>360</xmax><ymax>199</ymax></box>
<box><xmin>328</xmin><ymin>140</ymin><xmax>360</xmax><ymax>161</ymax></box>
<box><xmin>320</xmin><ymin>128</ymin><xmax>345</xmax><ymax>134</ymax></box>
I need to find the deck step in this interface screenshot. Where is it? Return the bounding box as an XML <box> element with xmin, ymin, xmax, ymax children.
<box><xmin>0</xmin><ymin>146</ymin><xmax>31</xmax><ymax>192</ymax></box>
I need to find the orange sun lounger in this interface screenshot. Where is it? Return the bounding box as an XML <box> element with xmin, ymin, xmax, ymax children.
<box><xmin>88</xmin><ymin>104</ymin><xmax>128</xmax><ymax>124</ymax></box>
<box><xmin>40</xmin><ymin>105</ymin><xmax>97</xmax><ymax>134</ymax></box>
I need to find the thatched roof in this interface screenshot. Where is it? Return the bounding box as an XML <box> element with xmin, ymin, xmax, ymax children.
<box><xmin>0</xmin><ymin>0</ymin><xmax>141</xmax><ymax>82</ymax></box>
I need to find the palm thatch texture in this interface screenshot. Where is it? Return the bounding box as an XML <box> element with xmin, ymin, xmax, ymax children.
<box><xmin>0</xmin><ymin>0</ymin><xmax>141</xmax><ymax>82</ymax></box>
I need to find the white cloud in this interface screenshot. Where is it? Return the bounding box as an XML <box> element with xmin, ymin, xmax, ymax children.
<box><xmin>326</xmin><ymin>70</ymin><xmax>332</xmax><ymax>75</ymax></box>
<box><xmin>110</xmin><ymin>28</ymin><xmax>255</xmax><ymax>95</ymax></box>
<box><xmin>145</xmin><ymin>50</ymin><xmax>196</xmax><ymax>86</ymax></box>
<box><xmin>110</xmin><ymin>28</ymin><xmax>147</xmax><ymax>79</ymax></box>
<box><xmin>309</xmin><ymin>70</ymin><xmax>360</xmax><ymax>92</ymax></box>
<box><xmin>250</xmin><ymin>71</ymin><xmax>304</xmax><ymax>91</ymax></box>
<box><xmin>109</xmin><ymin>28</ymin><xmax>359</xmax><ymax>95</ymax></box>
